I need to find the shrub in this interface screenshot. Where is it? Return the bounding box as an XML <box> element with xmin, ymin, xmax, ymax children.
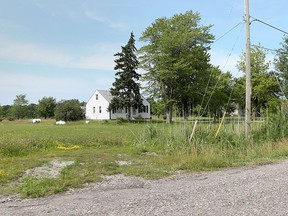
<box><xmin>116</xmin><ymin>117</ymin><xmax>128</xmax><ymax>124</ymax></box>
<box><xmin>8</xmin><ymin>116</ymin><xmax>15</xmax><ymax>121</ymax></box>
<box><xmin>54</xmin><ymin>99</ymin><xmax>83</xmax><ymax>121</ymax></box>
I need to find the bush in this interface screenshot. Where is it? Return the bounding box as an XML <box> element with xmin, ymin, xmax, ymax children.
<box><xmin>54</xmin><ymin>99</ymin><xmax>83</xmax><ymax>121</ymax></box>
<box><xmin>8</xmin><ymin>116</ymin><xmax>15</xmax><ymax>121</ymax></box>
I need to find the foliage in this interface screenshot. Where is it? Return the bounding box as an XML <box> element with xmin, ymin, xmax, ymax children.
<box><xmin>109</xmin><ymin>32</ymin><xmax>143</xmax><ymax>119</ymax></box>
<box><xmin>0</xmin><ymin>105</ymin><xmax>2</xmax><ymax>119</ymax></box>
<box><xmin>27</xmin><ymin>103</ymin><xmax>38</xmax><ymax>118</ymax></box>
<box><xmin>139</xmin><ymin>10</ymin><xmax>214</xmax><ymax>123</ymax></box>
<box><xmin>54</xmin><ymin>99</ymin><xmax>83</xmax><ymax>121</ymax></box>
<box><xmin>199</xmin><ymin>67</ymin><xmax>234</xmax><ymax>118</ymax></box>
<box><xmin>274</xmin><ymin>35</ymin><xmax>288</xmax><ymax>97</ymax></box>
<box><xmin>11</xmin><ymin>94</ymin><xmax>29</xmax><ymax>119</ymax></box>
<box><xmin>1</xmin><ymin>105</ymin><xmax>11</xmax><ymax>119</ymax></box>
<box><xmin>38</xmin><ymin>97</ymin><xmax>57</xmax><ymax>119</ymax></box>
<box><xmin>254</xmin><ymin>103</ymin><xmax>288</xmax><ymax>142</ymax></box>
<box><xmin>147</xmin><ymin>97</ymin><xmax>165</xmax><ymax>118</ymax></box>
<box><xmin>236</xmin><ymin>45</ymin><xmax>281</xmax><ymax>117</ymax></box>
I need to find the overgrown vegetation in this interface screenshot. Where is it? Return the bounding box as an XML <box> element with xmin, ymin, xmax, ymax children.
<box><xmin>1</xmin><ymin>109</ymin><xmax>288</xmax><ymax>198</ymax></box>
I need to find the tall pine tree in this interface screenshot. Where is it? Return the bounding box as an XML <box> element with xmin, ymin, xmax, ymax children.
<box><xmin>109</xmin><ymin>32</ymin><xmax>143</xmax><ymax>119</ymax></box>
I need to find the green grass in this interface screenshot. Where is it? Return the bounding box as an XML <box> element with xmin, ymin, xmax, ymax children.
<box><xmin>1</xmin><ymin>117</ymin><xmax>288</xmax><ymax>198</ymax></box>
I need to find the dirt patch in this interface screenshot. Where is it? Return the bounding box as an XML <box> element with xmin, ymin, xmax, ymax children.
<box><xmin>90</xmin><ymin>174</ymin><xmax>148</xmax><ymax>191</ymax></box>
<box><xmin>21</xmin><ymin>160</ymin><xmax>74</xmax><ymax>179</ymax></box>
<box><xmin>115</xmin><ymin>160</ymin><xmax>132</xmax><ymax>166</ymax></box>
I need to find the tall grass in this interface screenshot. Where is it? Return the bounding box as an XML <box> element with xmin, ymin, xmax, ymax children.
<box><xmin>135</xmin><ymin>108</ymin><xmax>288</xmax><ymax>166</ymax></box>
<box><xmin>1</xmin><ymin>110</ymin><xmax>288</xmax><ymax>198</ymax></box>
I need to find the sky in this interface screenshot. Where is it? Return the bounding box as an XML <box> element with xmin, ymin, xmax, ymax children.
<box><xmin>0</xmin><ymin>0</ymin><xmax>287</xmax><ymax>105</ymax></box>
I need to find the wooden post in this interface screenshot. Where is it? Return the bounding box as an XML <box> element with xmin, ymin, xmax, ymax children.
<box><xmin>189</xmin><ymin>120</ymin><xmax>198</xmax><ymax>143</ymax></box>
<box><xmin>244</xmin><ymin>0</ymin><xmax>252</xmax><ymax>142</ymax></box>
<box><xmin>215</xmin><ymin>111</ymin><xmax>226</xmax><ymax>139</ymax></box>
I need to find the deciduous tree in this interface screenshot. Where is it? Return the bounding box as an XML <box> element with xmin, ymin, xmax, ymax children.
<box><xmin>236</xmin><ymin>45</ymin><xmax>280</xmax><ymax>117</ymax></box>
<box><xmin>139</xmin><ymin>11</ymin><xmax>214</xmax><ymax>123</ymax></box>
<box><xmin>54</xmin><ymin>99</ymin><xmax>83</xmax><ymax>121</ymax></box>
<box><xmin>38</xmin><ymin>96</ymin><xmax>56</xmax><ymax>119</ymax></box>
<box><xmin>274</xmin><ymin>35</ymin><xmax>288</xmax><ymax>97</ymax></box>
<box><xmin>204</xmin><ymin>67</ymin><xmax>234</xmax><ymax>119</ymax></box>
<box><xmin>11</xmin><ymin>94</ymin><xmax>29</xmax><ymax>119</ymax></box>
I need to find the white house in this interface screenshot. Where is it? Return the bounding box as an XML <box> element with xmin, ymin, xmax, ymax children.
<box><xmin>85</xmin><ymin>90</ymin><xmax>151</xmax><ymax>120</ymax></box>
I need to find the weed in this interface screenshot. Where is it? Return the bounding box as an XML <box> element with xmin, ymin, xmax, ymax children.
<box><xmin>18</xmin><ymin>176</ymin><xmax>65</xmax><ymax>198</ymax></box>
<box><xmin>2</xmin><ymin>110</ymin><xmax>288</xmax><ymax>198</ymax></box>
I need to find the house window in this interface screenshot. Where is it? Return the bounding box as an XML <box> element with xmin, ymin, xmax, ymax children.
<box><xmin>99</xmin><ymin>106</ymin><xmax>102</xmax><ymax>113</ymax></box>
<box><xmin>139</xmin><ymin>106</ymin><xmax>148</xmax><ymax>113</ymax></box>
<box><xmin>93</xmin><ymin>106</ymin><xmax>95</xmax><ymax>114</ymax></box>
<box><xmin>96</xmin><ymin>94</ymin><xmax>98</xmax><ymax>100</ymax></box>
<box><xmin>125</xmin><ymin>107</ymin><xmax>128</xmax><ymax>113</ymax></box>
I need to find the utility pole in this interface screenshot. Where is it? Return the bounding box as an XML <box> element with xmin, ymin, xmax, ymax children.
<box><xmin>244</xmin><ymin>0</ymin><xmax>252</xmax><ymax>142</ymax></box>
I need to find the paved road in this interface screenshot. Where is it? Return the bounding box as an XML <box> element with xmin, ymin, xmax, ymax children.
<box><xmin>1</xmin><ymin>160</ymin><xmax>288</xmax><ymax>216</ymax></box>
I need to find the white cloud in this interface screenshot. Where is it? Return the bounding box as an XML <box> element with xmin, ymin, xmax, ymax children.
<box><xmin>0</xmin><ymin>72</ymin><xmax>79</xmax><ymax>104</ymax></box>
<box><xmin>0</xmin><ymin>72</ymin><xmax>78</xmax><ymax>93</ymax></box>
<box><xmin>0</xmin><ymin>71</ymin><xmax>113</xmax><ymax>104</ymax></box>
<box><xmin>0</xmin><ymin>41</ymin><xmax>70</xmax><ymax>65</ymax></box>
<box><xmin>84</xmin><ymin>11</ymin><xmax>127</xmax><ymax>31</ymax></box>
<box><xmin>0</xmin><ymin>37</ymin><xmax>117</xmax><ymax>70</ymax></box>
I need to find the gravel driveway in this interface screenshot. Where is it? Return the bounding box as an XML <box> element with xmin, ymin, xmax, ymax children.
<box><xmin>1</xmin><ymin>159</ymin><xmax>288</xmax><ymax>216</ymax></box>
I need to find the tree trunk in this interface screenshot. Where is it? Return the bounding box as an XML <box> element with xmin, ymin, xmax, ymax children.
<box><xmin>127</xmin><ymin>106</ymin><xmax>131</xmax><ymax>120</ymax></box>
<box><xmin>166</xmin><ymin>105</ymin><xmax>172</xmax><ymax>124</ymax></box>
<box><xmin>183</xmin><ymin>105</ymin><xmax>188</xmax><ymax>120</ymax></box>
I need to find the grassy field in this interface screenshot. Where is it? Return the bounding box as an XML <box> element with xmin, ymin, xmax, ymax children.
<box><xmin>1</xmin><ymin>117</ymin><xmax>288</xmax><ymax>198</ymax></box>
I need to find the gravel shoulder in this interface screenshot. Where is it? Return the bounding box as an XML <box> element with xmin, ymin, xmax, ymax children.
<box><xmin>1</xmin><ymin>160</ymin><xmax>288</xmax><ymax>216</ymax></box>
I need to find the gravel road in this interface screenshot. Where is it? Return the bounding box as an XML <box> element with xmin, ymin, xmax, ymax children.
<box><xmin>1</xmin><ymin>160</ymin><xmax>288</xmax><ymax>216</ymax></box>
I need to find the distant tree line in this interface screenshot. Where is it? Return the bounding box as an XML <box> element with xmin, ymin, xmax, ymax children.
<box><xmin>109</xmin><ymin>10</ymin><xmax>287</xmax><ymax>123</ymax></box>
<box><xmin>0</xmin><ymin>95</ymin><xmax>85</xmax><ymax>121</ymax></box>
<box><xmin>2</xmin><ymin>11</ymin><xmax>288</xmax><ymax>124</ymax></box>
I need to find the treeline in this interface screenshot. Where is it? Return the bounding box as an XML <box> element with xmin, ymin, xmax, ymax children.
<box><xmin>105</xmin><ymin>11</ymin><xmax>287</xmax><ymax>124</ymax></box>
<box><xmin>0</xmin><ymin>95</ymin><xmax>85</xmax><ymax>121</ymax></box>
<box><xmin>128</xmin><ymin>11</ymin><xmax>288</xmax><ymax>122</ymax></box>
<box><xmin>2</xmin><ymin>11</ymin><xmax>288</xmax><ymax>123</ymax></box>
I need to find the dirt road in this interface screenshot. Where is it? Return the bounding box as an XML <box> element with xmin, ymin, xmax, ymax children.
<box><xmin>1</xmin><ymin>160</ymin><xmax>288</xmax><ymax>216</ymax></box>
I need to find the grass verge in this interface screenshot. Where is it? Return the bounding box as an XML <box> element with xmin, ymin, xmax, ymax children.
<box><xmin>1</xmin><ymin>117</ymin><xmax>288</xmax><ymax>198</ymax></box>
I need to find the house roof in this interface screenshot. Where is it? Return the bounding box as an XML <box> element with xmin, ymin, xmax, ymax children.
<box><xmin>97</xmin><ymin>90</ymin><xmax>113</xmax><ymax>102</ymax></box>
<box><xmin>90</xmin><ymin>89</ymin><xmax>149</xmax><ymax>105</ymax></box>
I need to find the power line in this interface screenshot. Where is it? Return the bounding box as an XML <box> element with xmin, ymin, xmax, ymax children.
<box><xmin>200</xmin><ymin>22</ymin><xmax>244</xmax><ymax>116</ymax></box>
<box><xmin>213</xmin><ymin>22</ymin><xmax>244</xmax><ymax>44</ymax></box>
<box><xmin>250</xmin><ymin>16</ymin><xmax>288</xmax><ymax>35</ymax></box>
<box><xmin>271</xmin><ymin>70</ymin><xmax>287</xmax><ymax>101</ymax></box>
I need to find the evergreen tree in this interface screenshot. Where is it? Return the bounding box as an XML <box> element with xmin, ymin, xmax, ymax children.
<box><xmin>109</xmin><ymin>32</ymin><xmax>143</xmax><ymax>119</ymax></box>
